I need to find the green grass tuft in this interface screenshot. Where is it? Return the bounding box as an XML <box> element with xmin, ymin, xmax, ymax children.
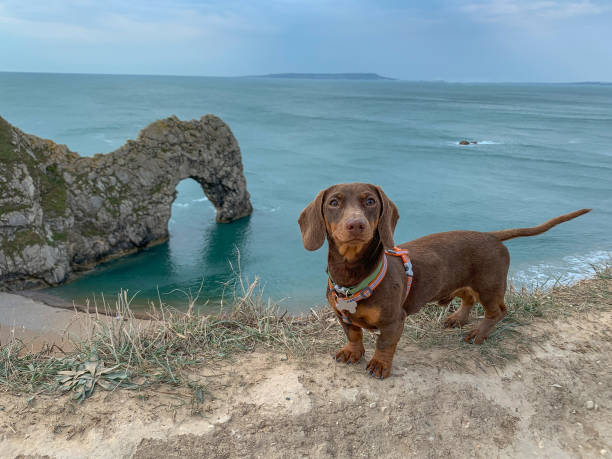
<box><xmin>39</xmin><ymin>163</ymin><xmax>68</xmax><ymax>217</ymax></box>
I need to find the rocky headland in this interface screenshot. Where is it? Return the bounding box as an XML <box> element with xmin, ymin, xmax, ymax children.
<box><xmin>0</xmin><ymin>114</ymin><xmax>252</xmax><ymax>291</ymax></box>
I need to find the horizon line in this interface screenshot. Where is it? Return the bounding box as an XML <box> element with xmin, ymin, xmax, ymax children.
<box><xmin>0</xmin><ymin>70</ymin><xmax>610</xmax><ymax>85</ymax></box>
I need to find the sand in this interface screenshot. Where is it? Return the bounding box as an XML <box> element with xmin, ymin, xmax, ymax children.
<box><xmin>0</xmin><ymin>293</ymin><xmax>86</xmax><ymax>352</ymax></box>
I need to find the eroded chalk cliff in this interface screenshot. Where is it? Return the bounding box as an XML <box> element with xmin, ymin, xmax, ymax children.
<box><xmin>0</xmin><ymin>115</ymin><xmax>252</xmax><ymax>290</ymax></box>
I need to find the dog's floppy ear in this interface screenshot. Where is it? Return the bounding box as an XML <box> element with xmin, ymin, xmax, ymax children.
<box><xmin>375</xmin><ymin>185</ymin><xmax>399</xmax><ymax>249</ymax></box>
<box><xmin>298</xmin><ymin>189</ymin><xmax>327</xmax><ymax>251</ymax></box>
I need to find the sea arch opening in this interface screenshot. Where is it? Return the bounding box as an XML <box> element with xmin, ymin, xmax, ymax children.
<box><xmin>165</xmin><ymin>177</ymin><xmax>252</xmax><ymax>304</ymax></box>
<box><xmin>167</xmin><ymin>178</ymin><xmax>216</xmax><ymax>260</ymax></box>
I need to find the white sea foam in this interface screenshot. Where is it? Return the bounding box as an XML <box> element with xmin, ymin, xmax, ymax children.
<box><xmin>452</xmin><ymin>140</ymin><xmax>501</xmax><ymax>146</ymax></box>
<box><xmin>174</xmin><ymin>202</ymin><xmax>190</xmax><ymax>208</ymax></box>
<box><xmin>193</xmin><ymin>197</ymin><xmax>209</xmax><ymax>202</ymax></box>
<box><xmin>95</xmin><ymin>133</ymin><xmax>116</xmax><ymax>145</ymax></box>
<box><xmin>510</xmin><ymin>250</ymin><xmax>611</xmax><ymax>289</ymax></box>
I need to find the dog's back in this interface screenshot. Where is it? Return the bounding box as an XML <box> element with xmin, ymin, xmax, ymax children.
<box><xmin>400</xmin><ymin>231</ymin><xmax>509</xmax><ymax>309</ymax></box>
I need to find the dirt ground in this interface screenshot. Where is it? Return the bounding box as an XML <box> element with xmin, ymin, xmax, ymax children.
<box><xmin>1</xmin><ymin>304</ymin><xmax>610</xmax><ymax>459</ymax></box>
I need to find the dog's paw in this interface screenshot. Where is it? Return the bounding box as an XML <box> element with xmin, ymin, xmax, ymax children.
<box><xmin>366</xmin><ymin>358</ymin><xmax>391</xmax><ymax>379</ymax></box>
<box><xmin>335</xmin><ymin>344</ymin><xmax>365</xmax><ymax>364</ymax></box>
<box><xmin>463</xmin><ymin>328</ymin><xmax>489</xmax><ymax>344</ymax></box>
<box><xmin>443</xmin><ymin>312</ymin><xmax>468</xmax><ymax>328</ymax></box>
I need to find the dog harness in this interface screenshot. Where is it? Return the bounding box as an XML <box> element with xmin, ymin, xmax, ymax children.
<box><xmin>328</xmin><ymin>246</ymin><xmax>413</xmax><ymax>326</ymax></box>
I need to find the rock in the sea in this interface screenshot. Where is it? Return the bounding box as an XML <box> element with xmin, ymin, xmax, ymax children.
<box><xmin>0</xmin><ymin>114</ymin><xmax>253</xmax><ymax>290</ymax></box>
<box><xmin>459</xmin><ymin>140</ymin><xmax>470</xmax><ymax>145</ymax></box>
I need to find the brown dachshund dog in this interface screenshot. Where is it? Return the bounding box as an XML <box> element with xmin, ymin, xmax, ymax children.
<box><xmin>298</xmin><ymin>182</ymin><xmax>590</xmax><ymax>379</ymax></box>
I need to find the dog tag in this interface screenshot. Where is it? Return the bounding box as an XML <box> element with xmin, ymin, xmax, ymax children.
<box><xmin>337</xmin><ymin>299</ymin><xmax>357</xmax><ymax>314</ymax></box>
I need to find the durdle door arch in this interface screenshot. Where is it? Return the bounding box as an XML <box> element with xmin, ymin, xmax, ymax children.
<box><xmin>0</xmin><ymin>115</ymin><xmax>252</xmax><ymax>291</ymax></box>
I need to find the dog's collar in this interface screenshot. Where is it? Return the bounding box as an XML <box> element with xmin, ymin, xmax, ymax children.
<box><xmin>328</xmin><ymin>256</ymin><xmax>386</xmax><ymax>300</ymax></box>
<box><xmin>328</xmin><ymin>247</ymin><xmax>414</xmax><ymax>305</ymax></box>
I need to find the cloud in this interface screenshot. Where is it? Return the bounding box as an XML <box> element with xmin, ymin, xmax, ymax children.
<box><xmin>0</xmin><ymin>0</ymin><xmax>272</xmax><ymax>44</ymax></box>
<box><xmin>458</xmin><ymin>0</ymin><xmax>611</xmax><ymax>23</ymax></box>
<box><xmin>0</xmin><ymin>0</ymin><xmax>611</xmax><ymax>80</ymax></box>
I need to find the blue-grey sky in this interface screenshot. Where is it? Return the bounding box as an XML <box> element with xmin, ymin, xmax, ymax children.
<box><xmin>1</xmin><ymin>0</ymin><xmax>611</xmax><ymax>81</ymax></box>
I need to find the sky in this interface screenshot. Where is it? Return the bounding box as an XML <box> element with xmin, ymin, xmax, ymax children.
<box><xmin>1</xmin><ymin>0</ymin><xmax>611</xmax><ymax>81</ymax></box>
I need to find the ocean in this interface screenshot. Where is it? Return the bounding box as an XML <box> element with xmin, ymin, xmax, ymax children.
<box><xmin>1</xmin><ymin>72</ymin><xmax>611</xmax><ymax>311</ymax></box>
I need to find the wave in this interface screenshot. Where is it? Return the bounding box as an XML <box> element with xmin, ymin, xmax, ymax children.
<box><xmin>94</xmin><ymin>133</ymin><xmax>116</xmax><ymax>145</ymax></box>
<box><xmin>449</xmin><ymin>146</ymin><xmax>612</xmax><ymax>171</ymax></box>
<box><xmin>259</xmin><ymin>205</ymin><xmax>280</xmax><ymax>213</ymax></box>
<box><xmin>510</xmin><ymin>250</ymin><xmax>611</xmax><ymax>289</ymax></box>
<box><xmin>173</xmin><ymin>197</ymin><xmax>209</xmax><ymax>209</ymax></box>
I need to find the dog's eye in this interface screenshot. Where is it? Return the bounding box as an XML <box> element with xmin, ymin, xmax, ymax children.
<box><xmin>329</xmin><ymin>199</ymin><xmax>339</xmax><ymax>207</ymax></box>
<box><xmin>365</xmin><ymin>197</ymin><xmax>376</xmax><ymax>206</ymax></box>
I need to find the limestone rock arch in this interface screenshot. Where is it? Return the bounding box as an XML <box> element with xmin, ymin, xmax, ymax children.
<box><xmin>0</xmin><ymin>114</ymin><xmax>253</xmax><ymax>290</ymax></box>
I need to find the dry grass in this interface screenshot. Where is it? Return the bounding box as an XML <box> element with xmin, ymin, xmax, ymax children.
<box><xmin>1</xmin><ymin>264</ymin><xmax>610</xmax><ymax>401</ymax></box>
<box><xmin>401</xmin><ymin>262</ymin><xmax>612</xmax><ymax>365</ymax></box>
<box><xmin>0</xmin><ymin>275</ymin><xmax>338</xmax><ymax>400</ymax></box>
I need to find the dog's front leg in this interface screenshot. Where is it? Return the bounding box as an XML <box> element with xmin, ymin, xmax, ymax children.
<box><xmin>335</xmin><ymin>321</ymin><xmax>365</xmax><ymax>364</ymax></box>
<box><xmin>366</xmin><ymin>320</ymin><xmax>404</xmax><ymax>379</ymax></box>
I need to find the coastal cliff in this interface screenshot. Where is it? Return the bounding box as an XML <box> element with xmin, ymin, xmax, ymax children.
<box><xmin>0</xmin><ymin>115</ymin><xmax>252</xmax><ymax>291</ymax></box>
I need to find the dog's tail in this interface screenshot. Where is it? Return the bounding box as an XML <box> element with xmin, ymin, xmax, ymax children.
<box><xmin>489</xmin><ymin>209</ymin><xmax>591</xmax><ymax>242</ymax></box>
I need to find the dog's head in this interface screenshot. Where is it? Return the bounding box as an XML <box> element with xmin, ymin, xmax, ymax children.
<box><xmin>298</xmin><ymin>183</ymin><xmax>399</xmax><ymax>260</ymax></box>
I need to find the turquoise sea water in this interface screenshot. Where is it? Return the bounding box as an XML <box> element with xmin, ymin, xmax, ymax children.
<box><xmin>1</xmin><ymin>73</ymin><xmax>611</xmax><ymax>311</ymax></box>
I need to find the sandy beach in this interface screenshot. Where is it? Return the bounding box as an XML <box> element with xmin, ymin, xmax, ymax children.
<box><xmin>0</xmin><ymin>293</ymin><xmax>85</xmax><ymax>352</ymax></box>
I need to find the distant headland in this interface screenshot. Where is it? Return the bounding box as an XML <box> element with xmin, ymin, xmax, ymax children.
<box><xmin>245</xmin><ymin>73</ymin><xmax>395</xmax><ymax>81</ymax></box>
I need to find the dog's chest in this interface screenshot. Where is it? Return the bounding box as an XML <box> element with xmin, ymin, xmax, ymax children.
<box><xmin>329</xmin><ymin>295</ymin><xmax>381</xmax><ymax>329</ymax></box>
